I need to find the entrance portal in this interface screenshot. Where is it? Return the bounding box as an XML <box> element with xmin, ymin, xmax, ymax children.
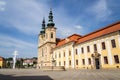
<box><xmin>95</xmin><ymin>58</ymin><xmax>100</xmax><ymax>69</ymax></box>
<box><xmin>91</xmin><ymin>51</ymin><xmax>101</xmax><ymax>69</ymax></box>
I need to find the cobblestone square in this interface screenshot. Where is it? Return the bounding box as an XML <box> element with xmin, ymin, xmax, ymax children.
<box><xmin>0</xmin><ymin>69</ymin><xmax>120</xmax><ymax>80</ymax></box>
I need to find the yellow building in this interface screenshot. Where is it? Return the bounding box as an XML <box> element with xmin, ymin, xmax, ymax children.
<box><xmin>0</xmin><ymin>56</ymin><xmax>5</xmax><ymax>68</ymax></box>
<box><xmin>37</xmin><ymin>9</ymin><xmax>120</xmax><ymax>69</ymax></box>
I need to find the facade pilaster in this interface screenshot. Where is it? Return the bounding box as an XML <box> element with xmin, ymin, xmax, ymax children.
<box><xmin>106</xmin><ymin>39</ymin><xmax>113</xmax><ymax>65</ymax></box>
<box><xmin>71</xmin><ymin>44</ymin><xmax>75</xmax><ymax>69</ymax></box>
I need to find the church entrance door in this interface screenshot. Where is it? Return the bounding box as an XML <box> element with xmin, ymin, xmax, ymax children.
<box><xmin>95</xmin><ymin>58</ymin><xmax>100</xmax><ymax>69</ymax></box>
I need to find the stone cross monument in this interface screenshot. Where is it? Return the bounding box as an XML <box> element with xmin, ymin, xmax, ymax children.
<box><xmin>13</xmin><ymin>50</ymin><xmax>18</xmax><ymax>69</ymax></box>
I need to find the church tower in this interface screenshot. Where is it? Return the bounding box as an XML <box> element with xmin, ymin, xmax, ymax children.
<box><xmin>45</xmin><ymin>9</ymin><xmax>56</xmax><ymax>43</ymax></box>
<box><xmin>38</xmin><ymin>18</ymin><xmax>46</xmax><ymax>47</ymax></box>
<box><xmin>38</xmin><ymin>9</ymin><xmax>56</xmax><ymax>68</ymax></box>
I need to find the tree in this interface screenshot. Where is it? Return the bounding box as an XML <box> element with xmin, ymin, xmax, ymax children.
<box><xmin>16</xmin><ymin>60</ymin><xmax>20</xmax><ymax>68</ymax></box>
<box><xmin>20</xmin><ymin>58</ymin><xmax>24</xmax><ymax>68</ymax></box>
<box><xmin>7</xmin><ymin>61</ymin><xmax>11</xmax><ymax>68</ymax></box>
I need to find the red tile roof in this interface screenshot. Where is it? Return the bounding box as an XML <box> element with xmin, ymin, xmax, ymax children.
<box><xmin>76</xmin><ymin>21</ymin><xmax>120</xmax><ymax>44</ymax></box>
<box><xmin>54</xmin><ymin>21</ymin><xmax>120</xmax><ymax>49</ymax></box>
<box><xmin>56</xmin><ymin>34</ymin><xmax>82</xmax><ymax>48</ymax></box>
<box><xmin>0</xmin><ymin>57</ymin><xmax>4</xmax><ymax>61</ymax></box>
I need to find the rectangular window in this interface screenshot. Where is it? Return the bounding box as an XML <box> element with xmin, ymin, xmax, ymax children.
<box><xmin>76</xmin><ymin>59</ymin><xmax>78</xmax><ymax>65</ymax></box>
<box><xmin>64</xmin><ymin>61</ymin><xmax>66</xmax><ymax>66</ymax></box>
<box><xmin>82</xmin><ymin>59</ymin><xmax>85</xmax><ymax>65</ymax></box>
<box><xmin>111</xmin><ymin>39</ymin><xmax>116</xmax><ymax>48</ymax></box>
<box><xmin>69</xmin><ymin>50</ymin><xmax>71</xmax><ymax>56</ymax></box>
<box><xmin>55</xmin><ymin>54</ymin><xmax>57</xmax><ymax>58</ymax></box>
<box><xmin>81</xmin><ymin>47</ymin><xmax>84</xmax><ymax>53</ymax></box>
<box><xmin>102</xmin><ymin>42</ymin><xmax>106</xmax><ymax>50</ymax></box>
<box><xmin>59</xmin><ymin>53</ymin><xmax>61</xmax><ymax>58</ymax></box>
<box><xmin>94</xmin><ymin>44</ymin><xmax>97</xmax><ymax>52</ymax></box>
<box><xmin>59</xmin><ymin>62</ymin><xmax>61</xmax><ymax>66</ymax></box>
<box><xmin>104</xmin><ymin>56</ymin><xmax>108</xmax><ymax>64</ymax></box>
<box><xmin>69</xmin><ymin>60</ymin><xmax>71</xmax><ymax>65</ymax></box>
<box><xmin>64</xmin><ymin>52</ymin><xmax>65</xmax><ymax>57</ymax></box>
<box><xmin>51</xmin><ymin>33</ymin><xmax>53</xmax><ymax>38</ymax></box>
<box><xmin>114</xmin><ymin>55</ymin><xmax>119</xmax><ymax>64</ymax></box>
<box><xmin>87</xmin><ymin>46</ymin><xmax>90</xmax><ymax>52</ymax></box>
<box><xmin>88</xmin><ymin>58</ymin><xmax>91</xmax><ymax>65</ymax></box>
<box><xmin>76</xmin><ymin>49</ymin><xmax>78</xmax><ymax>55</ymax></box>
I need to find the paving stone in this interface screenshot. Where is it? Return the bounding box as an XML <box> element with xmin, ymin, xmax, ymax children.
<box><xmin>0</xmin><ymin>69</ymin><xmax>120</xmax><ymax>80</ymax></box>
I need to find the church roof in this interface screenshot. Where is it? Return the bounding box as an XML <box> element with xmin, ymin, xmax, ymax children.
<box><xmin>76</xmin><ymin>21</ymin><xmax>120</xmax><ymax>44</ymax></box>
<box><xmin>55</xmin><ymin>34</ymin><xmax>82</xmax><ymax>48</ymax></box>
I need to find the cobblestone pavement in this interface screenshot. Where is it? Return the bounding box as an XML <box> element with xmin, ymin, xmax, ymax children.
<box><xmin>0</xmin><ymin>69</ymin><xmax>120</xmax><ymax>80</ymax></box>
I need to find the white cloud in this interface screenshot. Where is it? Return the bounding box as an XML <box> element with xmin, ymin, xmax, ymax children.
<box><xmin>87</xmin><ymin>0</ymin><xmax>112</xmax><ymax>21</ymax></box>
<box><xmin>0</xmin><ymin>34</ymin><xmax>37</xmax><ymax>58</ymax></box>
<box><xmin>74</xmin><ymin>25</ymin><xmax>83</xmax><ymax>29</ymax></box>
<box><xmin>0</xmin><ymin>0</ymin><xmax>6</xmax><ymax>11</ymax></box>
<box><xmin>0</xmin><ymin>0</ymin><xmax>84</xmax><ymax>37</ymax></box>
<box><xmin>54</xmin><ymin>6</ymin><xmax>84</xmax><ymax>38</ymax></box>
<box><xmin>57</xmin><ymin>25</ymin><xmax>83</xmax><ymax>38</ymax></box>
<box><xmin>58</xmin><ymin>27</ymin><xmax>72</xmax><ymax>37</ymax></box>
<box><xmin>0</xmin><ymin>0</ymin><xmax>48</xmax><ymax>35</ymax></box>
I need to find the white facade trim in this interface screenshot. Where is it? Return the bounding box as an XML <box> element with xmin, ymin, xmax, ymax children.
<box><xmin>71</xmin><ymin>45</ymin><xmax>75</xmax><ymax>68</ymax></box>
<box><xmin>84</xmin><ymin>46</ymin><xmax>88</xmax><ymax>66</ymax></box>
<box><xmin>118</xmin><ymin>35</ymin><xmax>120</xmax><ymax>47</ymax></box>
<box><xmin>66</xmin><ymin>48</ymin><xmax>69</xmax><ymax>68</ymax></box>
<box><xmin>97</xmin><ymin>42</ymin><xmax>103</xmax><ymax>65</ymax></box>
<box><xmin>57</xmin><ymin>52</ymin><xmax>59</xmax><ymax>66</ymax></box>
<box><xmin>78</xmin><ymin>46</ymin><xmax>82</xmax><ymax>66</ymax></box>
<box><xmin>61</xmin><ymin>51</ymin><xmax>63</xmax><ymax>66</ymax></box>
<box><xmin>106</xmin><ymin>40</ymin><xmax>113</xmax><ymax>65</ymax></box>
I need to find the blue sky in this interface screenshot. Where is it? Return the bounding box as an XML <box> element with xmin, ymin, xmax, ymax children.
<box><xmin>0</xmin><ymin>0</ymin><xmax>120</xmax><ymax>58</ymax></box>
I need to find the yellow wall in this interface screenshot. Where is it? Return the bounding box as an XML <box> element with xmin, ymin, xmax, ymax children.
<box><xmin>53</xmin><ymin>42</ymin><xmax>74</xmax><ymax>69</ymax></box>
<box><xmin>0</xmin><ymin>61</ymin><xmax>3</xmax><ymax>68</ymax></box>
<box><xmin>39</xmin><ymin>29</ymin><xmax>120</xmax><ymax>69</ymax></box>
<box><xmin>74</xmin><ymin>31</ymin><xmax>120</xmax><ymax>69</ymax></box>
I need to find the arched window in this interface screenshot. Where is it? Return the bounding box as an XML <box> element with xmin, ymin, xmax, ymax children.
<box><xmin>51</xmin><ymin>32</ymin><xmax>53</xmax><ymax>38</ymax></box>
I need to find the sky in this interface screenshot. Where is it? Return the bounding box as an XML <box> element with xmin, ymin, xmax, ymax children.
<box><xmin>0</xmin><ymin>0</ymin><xmax>120</xmax><ymax>58</ymax></box>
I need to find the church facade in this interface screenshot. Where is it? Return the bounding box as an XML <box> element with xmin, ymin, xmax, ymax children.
<box><xmin>37</xmin><ymin>10</ymin><xmax>120</xmax><ymax>69</ymax></box>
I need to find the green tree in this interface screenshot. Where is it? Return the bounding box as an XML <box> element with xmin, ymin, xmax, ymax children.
<box><xmin>16</xmin><ymin>60</ymin><xmax>20</xmax><ymax>68</ymax></box>
<box><xmin>7</xmin><ymin>61</ymin><xmax>11</xmax><ymax>68</ymax></box>
<box><xmin>20</xmin><ymin>58</ymin><xmax>24</xmax><ymax>68</ymax></box>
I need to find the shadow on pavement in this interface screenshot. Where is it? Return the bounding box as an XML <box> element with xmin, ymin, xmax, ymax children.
<box><xmin>0</xmin><ymin>74</ymin><xmax>53</xmax><ymax>80</ymax></box>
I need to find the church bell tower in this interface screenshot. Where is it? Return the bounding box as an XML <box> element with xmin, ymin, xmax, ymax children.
<box><xmin>45</xmin><ymin>9</ymin><xmax>56</xmax><ymax>43</ymax></box>
<box><xmin>38</xmin><ymin>9</ymin><xmax>57</xmax><ymax>68</ymax></box>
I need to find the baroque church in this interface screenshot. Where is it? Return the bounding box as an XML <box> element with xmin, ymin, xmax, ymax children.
<box><xmin>37</xmin><ymin>9</ymin><xmax>120</xmax><ymax>69</ymax></box>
